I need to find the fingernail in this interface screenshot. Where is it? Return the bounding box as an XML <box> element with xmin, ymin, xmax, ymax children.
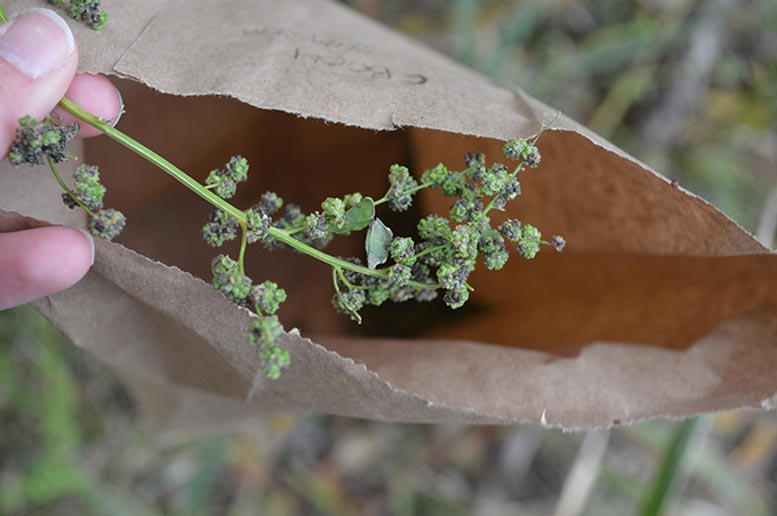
<box><xmin>110</xmin><ymin>87</ymin><xmax>124</xmax><ymax>127</ymax></box>
<box><xmin>0</xmin><ymin>8</ymin><xmax>75</xmax><ymax>79</ymax></box>
<box><xmin>77</xmin><ymin>228</ymin><xmax>95</xmax><ymax>266</ymax></box>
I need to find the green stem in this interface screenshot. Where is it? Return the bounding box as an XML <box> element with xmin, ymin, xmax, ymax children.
<box><xmin>331</xmin><ymin>267</ymin><xmax>341</xmax><ymax>294</ymax></box>
<box><xmin>58</xmin><ymin>97</ymin><xmax>439</xmax><ymax>290</ymax></box>
<box><xmin>238</xmin><ymin>226</ymin><xmax>248</xmax><ymax>273</ymax></box>
<box><xmin>270</xmin><ymin>226</ymin><xmax>437</xmax><ymax>290</ymax></box>
<box><xmin>482</xmin><ymin>159</ymin><xmax>527</xmax><ymax>216</ymax></box>
<box><xmin>285</xmin><ymin>225</ymin><xmax>306</xmax><ymax>236</ymax></box>
<box><xmin>59</xmin><ymin>98</ymin><xmax>240</xmax><ymax>218</ymax></box>
<box><xmin>375</xmin><ymin>243</ymin><xmax>448</xmax><ymax>274</ymax></box>
<box><xmin>374</xmin><ymin>182</ymin><xmax>433</xmax><ymax>206</ymax></box>
<box><xmin>0</xmin><ymin>5</ymin><xmax>7</xmax><ymax>23</ymax></box>
<box><xmin>482</xmin><ymin>195</ymin><xmax>501</xmax><ymax>215</ymax></box>
<box><xmin>335</xmin><ymin>267</ymin><xmax>356</xmax><ymax>290</ymax></box>
<box><xmin>638</xmin><ymin>418</ymin><xmax>700</xmax><ymax>516</ymax></box>
<box><xmin>47</xmin><ymin>157</ymin><xmax>94</xmax><ymax>217</ymax></box>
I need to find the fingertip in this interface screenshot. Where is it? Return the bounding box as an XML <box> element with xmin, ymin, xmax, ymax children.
<box><xmin>50</xmin><ymin>72</ymin><xmax>123</xmax><ymax>138</ymax></box>
<box><xmin>21</xmin><ymin>226</ymin><xmax>94</xmax><ymax>292</ymax></box>
<box><xmin>0</xmin><ymin>226</ymin><xmax>94</xmax><ymax>310</ymax></box>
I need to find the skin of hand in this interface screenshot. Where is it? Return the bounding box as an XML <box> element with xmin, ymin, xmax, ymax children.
<box><xmin>0</xmin><ymin>8</ymin><xmax>123</xmax><ymax>310</ymax></box>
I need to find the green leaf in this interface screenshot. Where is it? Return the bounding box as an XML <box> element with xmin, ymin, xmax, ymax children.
<box><xmin>366</xmin><ymin>218</ymin><xmax>393</xmax><ymax>269</ymax></box>
<box><xmin>336</xmin><ymin>197</ymin><xmax>375</xmax><ymax>235</ymax></box>
<box><xmin>638</xmin><ymin>418</ymin><xmax>700</xmax><ymax>516</ymax></box>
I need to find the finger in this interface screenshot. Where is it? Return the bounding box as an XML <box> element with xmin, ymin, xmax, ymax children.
<box><xmin>0</xmin><ymin>8</ymin><xmax>78</xmax><ymax>158</ymax></box>
<box><xmin>0</xmin><ymin>226</ymin><xmax>94</xmax><ymax>311</ymax></box>
<box><xmin>50</xmin><ymin>72</ymin><xmax>123</xmax><ymax>138</ymax></box>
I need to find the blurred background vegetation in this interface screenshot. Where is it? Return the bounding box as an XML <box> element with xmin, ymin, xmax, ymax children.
<box><xmin>1</xmin><ymin>0</ymin><xmax>776</xmax><ymax>514</ymax></box>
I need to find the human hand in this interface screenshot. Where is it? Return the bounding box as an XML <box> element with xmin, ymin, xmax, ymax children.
<box><xmin>0</xmin><ymin>8</ymin><xmax>122</xmax><ymax>310</ymax></box>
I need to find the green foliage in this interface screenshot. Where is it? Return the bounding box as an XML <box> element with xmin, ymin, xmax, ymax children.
<box><xmin>0</xmin><ymin>309</ymin><xmax>89</xmax><ymax>513</ymax></box>
<box><xmin>365</xmin><ymin>218</ymin><xmax>394</xmax><ymax>269</ymax></box>
<box><xmin>339</xmin><ymin>196</ymin><xmax>375</xmax><ymax>233</ymax></box>
<box><xmin>639</xmin><ymin>418</ymin><xmax>701</xmax><ymax>516</ymax></box>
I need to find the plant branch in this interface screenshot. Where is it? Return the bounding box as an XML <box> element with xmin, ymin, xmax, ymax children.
<box><xmin>57</xmin><ymin>97</ymin><xmax>439</xmax><ymax>290</ymax></box>
<box><xmin>47</xmin><ymin>157</ymin><xmax>94</xmax><ymax>217</ymax></box>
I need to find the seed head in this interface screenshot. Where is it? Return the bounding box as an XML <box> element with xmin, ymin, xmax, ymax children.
<box><xmin>205</xmin><ymin>169</ymin><xmax>237</xmax><ymax>199</ymax></box>
<box><xmin>443</xmin><ymin>287</ymin><xmax>469</xmax><ymax>309</ymax></box>
<box><xmin>464</xmin><ymin>152</ymin><xmax>485</xmax><ymax>169</ymax></box>
<box><xmin>62</xmin><ymin>193</ymin><xmax>79</xmax><ymax>209</ymax></box>
<box><xmin>502</xmin><ymin>138</ymin><xmax>541</xmax><ymax>167</ymax></box>
<box><xmin>259</xmin><ymin>191</ymin><xmax>283</xmax><ymax>215</ymax></box>
<box><xmin>245</xmin><ymin>206</ymin><xmax>270</xmax><ymax>243</ymax></box>
<box><xmin>499</xmin><ymin>219</ymin><xmax>522</xmax><ymax>242</ymax></box>
<box><xmin>72</xmin><ymin>164</ymin><xmax>106</xmax><ymax>211</ymax></box>
<box><xmin>224</xmin><ymin>155</ymin><xmax>249</xmax><ymax>182</ymax></box>
<box><xmin>551</xmin><ymin>235</ymin><xmax>566</xmax><ymax>252</ymax></box>
<box><xmin>88</xmin><ymin>208</ymin><xmax>126</xmax><ymax>240</ymax></box>
<box><xmin>66</xmin><ymin>0</ymin><xmax>108</xmax><ymax>30</ymax></box>
<box><xmin>305</xmin><ymin>212</ymin><xmax>329</xmax><ymax>241</ymax></box>
<box><xmin>517</xmin><ymin>224</ymin><xmax>542</xmax><ymax>259</ymax></box>
<box><xmin>387</xmin><ymin>164</ymin><xmax>419</xmax><ymax>212</ymax></box>
<box><xmin>389</xmin><ymin>237</ymin><xmax>415</xmax><ymax>266</ymax></box>
<box><xmin>441</xmin><ymin>173</ymin><xmax>466</xmax><ymax>197</ymax></box>
<box><xmin>421</xmin><ymin>163</ymin><xmax>449</xmax><ymax>186</ymax></box>
<box><xmin>248</xmin><ymin>317</ymin><xmax>289</xmax><ymax>380</ymax></box>
<box><xmin>480</xmin><ymin>163</ymin><xmax>508</xmax><ymax>196</ymax></box>
<box><xmin>321</xmin><ymin>197</ymin><xmax>346</xmax><ymax>229</ymax></box>
<box><xmin>202</xmin><ymin>208</ymin><xmax>238</xmax><ymax>247</ymax></box>
<box><xmin>211</xmin><ymin>255</ymin><xmax>252</xmax><ymax>302</ymax></box>
<box><xmin>332</xmin><ymin>289</ymin><xmax>366</xmax><ymax>322</ymax></box>
<box><xmin>343</xmin><ymin>192</ymin><xmax>364</xmax><ymax>208</ymax></box>
<box><xmin>417</xmin><ymin>215</ymin><xmax>452</xmax><ymax>241</ymax></box>
<box><xmin>8</xmin><ymin>116</ymin><xmax>78</xmax><ymax>166</ymax></box>
<box><xmin>389</xmin><ymin>264</ymin><xmax>412</xmax><ymax>287</ymax></box>
<box><xmin>251</xmin><ymin>281</ymin><xmax>287</xmax><ymax>315</ymax></box>
<box><xmin>280</xmin><ymin>204</ymin><xmax>305</xmax><ymax>228</ymax></box>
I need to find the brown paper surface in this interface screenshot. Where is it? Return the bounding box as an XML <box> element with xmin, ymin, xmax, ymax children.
<box><xmin>1</xmin><ymin>0</ymin><xmax>776</xmax><ymax>430</ymax></box>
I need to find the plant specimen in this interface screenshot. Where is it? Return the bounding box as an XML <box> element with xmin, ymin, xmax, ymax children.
<box><xmin>1</xmin><ymin>4</ymin><xmax>564</xmax><ymax>379</ymax></box>
<box><xmin>46</xmin><ymin>0</ymin><xmax>107</xmax><ymax>30</ymax></box>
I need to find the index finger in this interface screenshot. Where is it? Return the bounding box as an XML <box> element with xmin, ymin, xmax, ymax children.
<box><xmin>50</xmin><ymin>72</ymin><xmax>122</xmax><ymax>138</ymax></box>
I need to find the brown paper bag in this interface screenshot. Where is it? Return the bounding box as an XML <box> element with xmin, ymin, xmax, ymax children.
<box><xmin>2</xmin><ymin>0</ymin><xmax>776</xmax><ymax>431</ymax></box>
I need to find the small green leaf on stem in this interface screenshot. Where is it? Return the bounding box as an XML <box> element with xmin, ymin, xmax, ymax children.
<box><xmin>365</xmin><ymin>218</ymin><xmax>393</xmax><ymax>269</ymax></box>
<box><xmin>338</xmin><ymin>197</ymin><xmax>375</xmax><ymax>234</ymax></box>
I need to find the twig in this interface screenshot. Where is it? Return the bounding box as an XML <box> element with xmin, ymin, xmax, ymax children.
<box><xmin>553</xmin><ymin>430</ymin><xmax>610</xmax><ymax>516</ymax></box>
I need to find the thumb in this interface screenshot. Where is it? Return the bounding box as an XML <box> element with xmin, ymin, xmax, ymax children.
<box><xmin>0</xmin><ymin>8</ymin><xmax>78</xmax><ymax>157</ymax></box>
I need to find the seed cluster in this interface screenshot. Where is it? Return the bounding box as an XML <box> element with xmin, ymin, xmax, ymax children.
<box><xmin>205</xmin><ymin>155</ymin><xmax>249</xmax><ymax>199</ymax></box>
<box><xmin>47</xmin><ymin>0</ymin><xmax>107</xmax><ymax>30</ymax></box>
<box><xmin>69</xmin><ymin>164</ymin><xmax>105</xmax><ymax>211</ymax></box>
<box><xmin>204</xmin><ymin>158</ymin><xmax>292</xmax><ymax>379</ymax></box>
<box><xmin>87</xmin><ymin>208</ymin><xmax>126</xmax><ymax>241</ymax></box>
<box><xmin>7</xmin><ymin>116</ymin><xmax>78</xmax><ymax>166</ymax></box>
<box><xmin>8</xmin><ymin>117</ymin><xmax>126</xmax><ymax>241</ymax></box>
<box><xmin>326</xmin><ymin>138</ymin><xmax>565</xmax><ymax>320</ymax></box>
